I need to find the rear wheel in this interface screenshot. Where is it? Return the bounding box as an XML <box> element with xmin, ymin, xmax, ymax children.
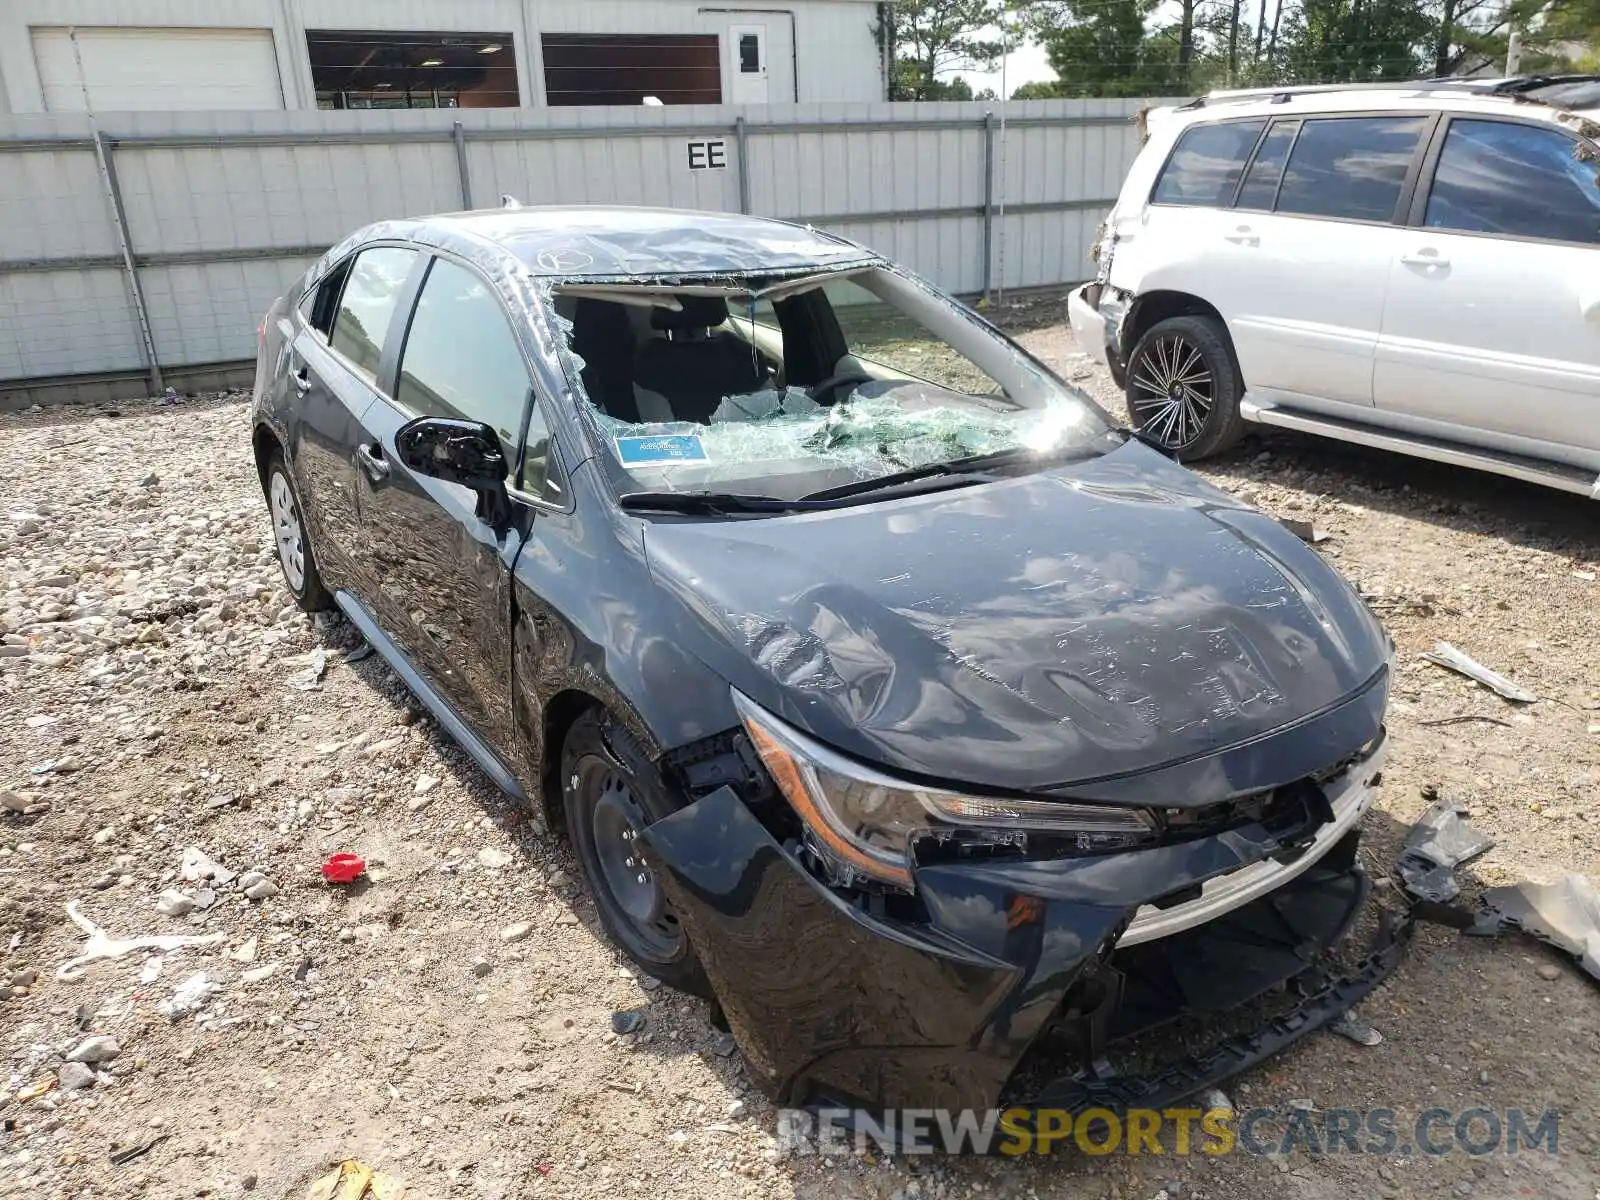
<box><xmin>265</xmin><ymin>451</ymin><xmax>333</xmax><ymax>613</ymax></box>
<box><xmin>562</xmin><ymin>711</ymin><xmax>711</xmax><ymax>996</ymax></box>
<box><xmin>1124</xmin><ymin>314</ymin><xmax>1245</xmax><ymax>460</ymax></box>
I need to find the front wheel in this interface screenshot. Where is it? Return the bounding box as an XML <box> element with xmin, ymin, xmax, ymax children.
<box><xmin>1124</xmin><ymin>314</ymin><xmax>1245</xmax><ymax>460</ymax></box>
<box><xmin>562</xmin><ymin>711</ymin><xmax>711</xmax><ymax>997</ymax></box>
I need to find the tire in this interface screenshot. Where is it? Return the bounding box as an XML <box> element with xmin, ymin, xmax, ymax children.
<box><xmin>561</xmin><ymin>710</ymin><xmax>712</xmax><ymax>997</ymax></box>
<box><xmin>1124</xmin><ymin>314</ymin><xmax>1246</xmax><ymax>460</ymax></box>
<box><xmin>264</xmin><ymin>450</ymin><xmax>334</xmax><ymax>613</ymax></box>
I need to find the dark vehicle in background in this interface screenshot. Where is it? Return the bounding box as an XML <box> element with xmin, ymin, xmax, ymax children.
<box><xmin>252</xmin><ymin>206</ymin><xmax>1397</xmax><ymax>1115</ymax></box>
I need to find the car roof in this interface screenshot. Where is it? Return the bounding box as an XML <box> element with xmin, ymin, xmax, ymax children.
<box><xmin>381</xmin><ymin>205</ymin><xmax>881</xmax><ymax>278</ymax></box>
<box><xmin>1160</xmin><ymin>75</ymin><xmax>1600</xmax><ymax>129</ymax></box>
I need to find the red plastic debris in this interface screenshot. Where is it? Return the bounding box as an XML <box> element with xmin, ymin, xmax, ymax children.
<box><xmin>320</xmin><ymin>853</ymin><xmax>366</xmax><ymax>884</ymax></box>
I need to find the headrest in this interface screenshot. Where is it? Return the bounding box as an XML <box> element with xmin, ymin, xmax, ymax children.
<box><xmin>651</xmin><ymin>295</ymin><xmax>730</xmax><ymax>332</ymax></box>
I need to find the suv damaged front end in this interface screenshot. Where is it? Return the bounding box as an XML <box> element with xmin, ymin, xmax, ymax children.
<box><xmin>641</xmin><ymin>665</ymin><xmax>1397</xmax><ymax>1118</ymax></box>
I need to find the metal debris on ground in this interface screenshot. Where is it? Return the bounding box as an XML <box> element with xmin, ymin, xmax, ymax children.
<box><xmin>1422</xmin><ymin>642</ymin><xmax>1537</xmax><ymax>704</ymax></box>
<box><xmin>108</xmin><ymin>1133</ymin><xmax>168</xmax><ymax>1166</ymax></box>
<box><xmin>342</xmin><ymin>641</ymin><xmax>375</xmax><ymax>664</ymax></box>
<box><xmin>55</xmin><ymin>900</ymin><xmax>225</xmax><ymax>983</ymax></box>
<box><xmin>1397</xmin><ymin>799</ymin><xmax>1495</xmax><ymax>905</ymax></box>
<box><xmin>1469</xmin><ymin>875</ymin><xmax>1600</xmax><ymax>983</ymax></box>
<box><xmin>1418</xmin><ymin>714</ymin><xmax>1512</xmax><ymax>728</ymax></box>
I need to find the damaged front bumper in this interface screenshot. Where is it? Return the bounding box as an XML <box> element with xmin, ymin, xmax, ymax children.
<box><xmin>642</xmin><ymin>740</ymin><xmax>1394</xmax><ymax>1115</ymax></box>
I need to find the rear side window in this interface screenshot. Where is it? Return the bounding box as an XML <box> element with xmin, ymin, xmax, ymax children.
<box><xmin>329</xmin><ymin>246</ymin><xmax>419</xmax><ymax>383</ymax></box>
<box><xmin>1235</xmin><ymin>120</ymin><xmax>1299</xmax><ymax>210</ymax></box>
<box><xmin>1152</xmin><ymin>120</ymin><xmax>1266</xmax><ymax>207</ymax></box>
<box><xmin>1276</xmin><ymin>117</ymin><xmax>1427</xmax><ymax>222</ymax></box>
<box><xmin>1425</xmin><ymin>119</ymin><xmax>1600</xmax><ymax>245</ymax></box>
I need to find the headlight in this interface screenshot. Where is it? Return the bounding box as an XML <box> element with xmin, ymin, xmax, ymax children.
<box><xmin>732</xmin><ymin>690</ymin><xmax>1155</xmax><ymax>891</ymax></box>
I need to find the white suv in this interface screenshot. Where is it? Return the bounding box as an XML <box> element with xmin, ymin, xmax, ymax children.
<box><xmin>1069</xmin><ymin>76</ymin><xmax>1600</xmax><ymax>497</ymax></box>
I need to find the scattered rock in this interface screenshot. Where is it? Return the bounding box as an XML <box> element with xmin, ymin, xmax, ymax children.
<box><xmin>476</xmin><ymin>847</ymin><xmax>514</xmax><ymax>870</ymax></box>
<box><xmin>1536</xmin><ymin>963</ymin><xmax>1562</xmax><ymax>981</ymax></box>
<box><xmin>414</xmin><ymin>774</ymin><xmax>439</xmax><ymax>795</ymax></box>
<box><xmin>500</xmin><ymin>921</ymin><xmax>533</xmax><ymax>943</ymax></box>
<box><xmin>156</xmin><ymin>889</ymin><xmax>196</xmax><ymax>917</ymax></box>
<box><xmin>471</xmin><ymin>958</ymin><xmax>492</xmax><ymax>978</ymax></box>
<box><xmin>66</xmin><ymin>1035</ymin><xmax>121</xmax><ymax>1064</ymax></box>
<box><xmin>611</xmin><ymin>1009</ymin><xmax>646</xmax><ymax>1034</ymax></box>
<box><xmin>57</xmin><ymin>1061</ymin><xmax>96</xmax><ymax>1091</ymax></box>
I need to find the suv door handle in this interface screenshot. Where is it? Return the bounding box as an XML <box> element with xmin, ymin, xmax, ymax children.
<box><xmin>290</xmin><ymin>365</ymin><xmax>312</xmax><ymax>395</ymax></box>
<box><xmin>1223</xmin><ymin>225</ymin><xmax>1258</xmax><ymax>245</ymax></box>
<box><xmin>1400</xmin><ymin>249</ymin><xmax>1449</xmax><ymax>268</ymax></box>
<box><xmin>356</xmin><ymin>442</ymin><xmax>391</xmax><ymax>483</ymax></box>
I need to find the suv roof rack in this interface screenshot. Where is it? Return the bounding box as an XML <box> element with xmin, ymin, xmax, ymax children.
<box><xmin>1175</xmin><ymin>73</ymin><xmax>1600</xmax><ymax>113</ymax></box>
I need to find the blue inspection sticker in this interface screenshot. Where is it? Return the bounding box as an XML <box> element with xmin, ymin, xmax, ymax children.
<box><xmin>614</xmin><ymin>434</ymin><xmax>708</xmax><ymax>466</ymax></box>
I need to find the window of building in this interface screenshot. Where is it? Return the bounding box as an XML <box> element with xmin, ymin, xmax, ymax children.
<box><xmin>1152</xmin><ymin>121</ymin><xmax>1267</xmax><ymax>208</ymax></box>
<box><xmin>308</xmin><ymin>30</ymin><xmax>518</xmax><ymax>110</ymax></box>
<box><xmin>541</xmin><ymin>34</ymin><xmax>722</xmax><ymax>106</ymax></box>
<box><xmin>330</xmin><ymin>247</ymin><xmax>419</xmax><ymax>382</ymax></box>
<box><xmin>1425</xmin><ymin>119</ymin><xmax>1600</xmax><ymax>245</ymax></box>
<box><xmin>1275</xmin><ymin>116</ymin><xmax>1427</xmax><ymax>223</ymax></box>
<box><xmin>739</xmin><ymin>33</ymin><xmax>762</xmax><ymax>74</ymax></box>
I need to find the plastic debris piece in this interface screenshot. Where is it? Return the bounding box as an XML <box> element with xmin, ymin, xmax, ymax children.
<box><xmin>305</xmin><ymin>1159</ymin><xmax>405</xmax><ymax>1200</ymax></box>
<box><xmin>1397</xmin><ymin>800</ymin><xmax>1495</xmax><ymax>904</ymax></box>
<box><xmin>1328</xmin><ymin>1012</ymin><xmax>1384</xmax><ymax>1046</ymax></box>
<box><xmin>1421</xmin><ymin>641</ymin><xmax>1537</xmax><ymax>703</ymax></box>
<box><xmin>56</xmin><ymin>901</ymin><xmax>224</xmax><ymax>982</ymax></box>
<box><xmin>1469</xmin><ymin>876</ymin><xmax>1600</xmax><ymax>982</ymax></box>
<box><xmin>321</xmin><ymin>853</ymin><xmax>367</xmax><ymax>885</ymax></box>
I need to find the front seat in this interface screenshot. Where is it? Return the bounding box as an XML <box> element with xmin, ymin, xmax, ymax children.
<box><xmin>570</xmin><ymin>299</ymin><xmax>639</xmax><ymax>422</ymax></box>
<box><xmin>632</xmin><ymin>296</ymin><xmax>768</xmax><ymax>424</ymax></box>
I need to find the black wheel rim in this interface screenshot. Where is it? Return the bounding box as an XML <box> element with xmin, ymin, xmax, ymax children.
<box><xmin>1129</xmin><ymin>334</ymin><xmax>1215</xmax><ymax>451</ymax></box>
<box><xmin>583</xmin><ymin>764</ymin><xmax>685</xmax><ymax>962</ymax></box>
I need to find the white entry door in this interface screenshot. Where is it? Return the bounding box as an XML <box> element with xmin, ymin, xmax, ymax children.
<box><xmin>727</xmin><ymin>25</ymin><xmax>769</xmax><ymax>104</ymax></box>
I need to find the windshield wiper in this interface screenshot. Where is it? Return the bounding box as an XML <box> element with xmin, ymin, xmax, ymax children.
<box><xmin>800</xmin><ymin>443</ymin><xmax>1097</xmax><ymax>503</ymax></box>
<box><xmin>618</xmin><ymin>491</ymin><xmax>802</xmax><ymax>515</ymax></box>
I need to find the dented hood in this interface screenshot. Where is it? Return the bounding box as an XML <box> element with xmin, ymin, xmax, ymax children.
<box><xmin>643</xmin><ymin>442</ymin><xmax>1389</xmax><ymax>797</ymax></box>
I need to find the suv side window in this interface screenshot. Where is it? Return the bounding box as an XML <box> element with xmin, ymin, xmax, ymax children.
<box><xmin>329</xmin><ymin>246</ymin><xmax>419</xmax><ymax>382</ymax></box>
<box><xmin>1425</xmin><ymin>119</ymin><xmax>1600</xmax><ymax>245</ymax></box>
<box><xmin>1275</xmin><ymin>116</ymin><xmax>1428</xmax><ymax>222</ymax></box>
<box><xmin>1235</xmin><ymin>120</ymin><xmax>1299</xmax><ymax>210</ymax></box>
<box><xmin>396</xmin><ymin>256</ymin><xmax>558</xmax><ymax>497</ymax></box>
<box><xmin>1152</xmin><ymin>120</ymin><xmax>1266</xmax><ymax>207</ymax></box>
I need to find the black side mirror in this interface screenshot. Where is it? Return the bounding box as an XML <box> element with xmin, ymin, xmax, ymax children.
<box><xmin>395</xmin><ymin>417</ymin><xmax>508</xmax><ymax>490</ymax></box>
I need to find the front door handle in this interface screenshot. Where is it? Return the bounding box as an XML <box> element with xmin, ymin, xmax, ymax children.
<box><xmin>290</xmin><ymin>365</ymin><xmax>312</xmax><ymax>395</ymax></box>
<box><xmin>1223</xmin><ymin>225</ymin><xmax>1258</xmax><ymax>245</ymax></box>
<box><xmin>1400</xmin><ymin>249</ymin><xmax>1449</xmax><ymax>268</ymax></box>
<box><xmin>356</xmin><ymin>442</ymin><xmax>391</xmax><ymax>483</ymax></box>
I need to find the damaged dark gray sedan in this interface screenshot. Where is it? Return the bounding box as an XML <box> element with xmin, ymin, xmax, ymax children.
<box><xmin>251</xmin><ymin>205</ymin><xmax>1398</xmax><ymax>1118</ymax></box>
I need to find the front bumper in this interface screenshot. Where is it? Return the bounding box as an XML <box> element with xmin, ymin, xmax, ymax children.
<box><xmin>643</xmin><ymin>741</ymin><xmax>1391</xmax><ymax>1114</ymax></box>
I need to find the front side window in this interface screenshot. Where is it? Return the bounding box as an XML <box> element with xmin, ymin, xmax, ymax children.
<box><xmin>556</xmin><ymin>267</ymin><xmax>1114</xmax><ymax>504</ymax></box>
<box><xmin>1152</xmin><ymin>120</ymin><xmax>1266</xmax><ymax>207</ymax></box>
<box><xmin>329</xmin><ymin>246</ymin><xmax>418</xmax><ymax>382</ymax></box>
<box><xmin>1425</xmin><ymin>119</ymin><xmax>1600</xmax><ymax>245</ymax></box>
<box><xmin>396</xmin><ymin>257</ymin><xmax>546</xmax><ymax>489</ymax></box>
<box><xmin>1275</xmin><ymin>116</ymin><xmax>1427</xmax><ymax>222</ymax></box>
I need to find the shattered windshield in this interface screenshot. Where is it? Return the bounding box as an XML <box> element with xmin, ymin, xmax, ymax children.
<box><xmin>552</xmin><ymin>266</ymin><xmax>1114</xmax><ymax>505</ymax></box>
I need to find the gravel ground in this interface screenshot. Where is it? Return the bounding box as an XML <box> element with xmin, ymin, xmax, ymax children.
<box><xmin>2</xmin><ymin>302</ymin><xmax>1597</xmax><ymax>1200</ymax></box>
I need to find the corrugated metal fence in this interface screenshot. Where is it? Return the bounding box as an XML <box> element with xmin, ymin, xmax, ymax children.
<box><xmin>0</xmin><ymin>98</ymin><xmax>1165</xmax><ymax>404</ymax></box>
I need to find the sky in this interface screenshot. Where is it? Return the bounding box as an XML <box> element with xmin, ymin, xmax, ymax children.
<box><xmin>949</xmin><ymin>40</ymin><xmax>1056</xmax><ymax>97</ymax></box>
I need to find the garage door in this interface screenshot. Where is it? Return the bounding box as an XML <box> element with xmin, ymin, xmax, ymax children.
<box><xmin>32</xmin><ymin>27</ymin><xmax>284</xmax><ymax>112</ymax></box>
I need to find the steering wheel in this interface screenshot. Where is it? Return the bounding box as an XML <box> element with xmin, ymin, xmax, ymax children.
<box><xmin>806</xmin><ymin>370</ymin><xmax>878</xmax><ymax>404</ymax></box>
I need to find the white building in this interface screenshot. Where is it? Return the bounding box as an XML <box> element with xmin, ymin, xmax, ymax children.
<box><xmin>0</xmin><ymin>0</ymin><xmax>889</xmax><ymax>114</ymax></box>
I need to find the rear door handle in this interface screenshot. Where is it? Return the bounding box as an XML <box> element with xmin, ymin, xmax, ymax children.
<box><xmin>290</xmin><ymin>365</ymin><xmax>312</xmax><ymax>394</ymax></box>
<box><xmin>356</xmin><ymin>442</ymin><xmax>391</xmax><ymax>483</ymax></box>
<box><xmin>1400</xmin><ymin>249</ymin><xmax>1449</xmax><ymax>268</ymax></box>
<box><xmin>1223</xmin><ymin>225</ymin><xmax>1258</xmax><ymax>245</ymax></box>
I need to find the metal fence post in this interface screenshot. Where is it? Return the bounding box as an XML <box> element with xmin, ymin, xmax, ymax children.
<box><xmin>981</xmin><ymin>111</ymin><xmax>996</xmax><ymax>306</ymax></box>
<box><xmin>452</xmin><ymin>121</ymin><xmax>474</xmax><ymax>210</ymax></box>
<box><xmin>735</xmin><ymin>115</ymin><xmax>751</xmax><ymax>215</ymax></box>
<box><xmin>94</xmin><ymin>132</ymin><xmax>163</xmax><ymax>395</ymax></box>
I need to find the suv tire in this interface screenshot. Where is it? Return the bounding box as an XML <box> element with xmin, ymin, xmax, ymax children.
<box><xmin>264</xmin><ymin>450</ymin><xmax>334</xmax><ymax>613</ymax></box>
<box><xmin>562</xmin><ymin>710</ymin><xmax>713</xmax><ymax>997</ymax></box>
<box><xmin>1124</xmin><ymin>314</ymin><xmax>1246</xmax><ymax>460</ymax></box>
